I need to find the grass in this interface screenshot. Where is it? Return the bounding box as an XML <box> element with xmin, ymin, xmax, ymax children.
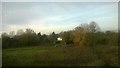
<box><xmin>2</xmin><ymin>45</ymin><xmax>118</xmax><ymax>66</ymax></box>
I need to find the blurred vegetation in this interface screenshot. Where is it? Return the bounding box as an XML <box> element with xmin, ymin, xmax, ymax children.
<box><xmin>2</xmin><ymin>21</ymin><xmax>118</xmax><ymax>48</ymax></box>
<box><xmin>2</xmin><ymin>21</ymin><xmax>119</xmax><ymax>66</ymax></box>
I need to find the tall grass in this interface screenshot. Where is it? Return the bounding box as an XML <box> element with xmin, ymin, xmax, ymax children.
<box><xmin>2</xmin><ymin>45</ymin><xmax>118</xmax><ymax>66</ymax></box>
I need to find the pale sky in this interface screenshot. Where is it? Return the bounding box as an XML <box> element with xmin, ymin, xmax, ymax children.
<box><xmin>2</xmin><ymin>2</ymin><xmax>118</xmax><ymax>34</ymax></box>
<box><xmin>1</xmin><ymin>0</ymin><xmax>119</xmax><ymax>2</ymax></box>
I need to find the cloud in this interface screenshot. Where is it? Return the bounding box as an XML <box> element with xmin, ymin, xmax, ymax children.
<box><xmin>2</xmin><ymin>3</ymin><xmax>41</xmax><ymax>25</ymax></box>
<box><xmin>2</xmin><ymin>2</ymin><xmax>118</xmax><ymax>34</ymax></box>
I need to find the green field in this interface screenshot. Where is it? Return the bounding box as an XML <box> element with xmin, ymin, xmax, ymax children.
<box><xmin>3</xmin><ymin>45</ymin><xmax>118</xmax><ymax>66</ymax></box>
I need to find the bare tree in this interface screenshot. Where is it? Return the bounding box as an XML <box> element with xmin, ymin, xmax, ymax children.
<box><xmin>9</xmin><ymin>31</ymin><xmax>15</xmax><ymax>38</ymax></box>
<box><xmin>16</xmin><ymin>29</ymin><xmax>24</xmax><ymax>36</ymax></box>
<box><xmin>89</xmin><ymin>21</ymin><xmax>100</xmax><ymax>33</ymax></box>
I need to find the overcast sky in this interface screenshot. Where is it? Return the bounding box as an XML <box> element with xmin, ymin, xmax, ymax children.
<box><xmin>2</xmin><ymin>2</ymin><xmax>118</xmax><ymax>34</ymax></box>
<box><xmin>1</xmin><ymin>0</ymin><xmax>119</xmax><ymax>2</ymax></box>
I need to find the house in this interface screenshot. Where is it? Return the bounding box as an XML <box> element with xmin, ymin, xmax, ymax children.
<box><xmin>54</xmin><ymin>37</ymin><xmax>62</xmax><ymax>47</ymax></box>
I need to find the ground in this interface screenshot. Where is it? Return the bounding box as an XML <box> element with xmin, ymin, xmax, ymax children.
<box><xmin>2</xmin><ymin>45</ymin><xmax>118</xmax><ymax>66</ymax></box>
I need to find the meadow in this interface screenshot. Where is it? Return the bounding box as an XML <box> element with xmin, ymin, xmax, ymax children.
<box><xmin>2</xmin><ymin>44</ymin><xmax>118</xmax><ymax>66</ymax></box>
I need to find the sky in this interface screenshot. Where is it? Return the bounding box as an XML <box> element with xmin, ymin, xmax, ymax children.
<box><xmin>1</xmin><ymin>2</ymin><xmax>118</xmax><ymax>34</ymax></box>
<box><xmin>1</xmin><ymin>0</ymin><xmax>119</xmax><ymax>2</ymax></box>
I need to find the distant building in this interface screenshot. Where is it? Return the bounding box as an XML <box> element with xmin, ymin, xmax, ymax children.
<box><xmin>57</xmin><ymin>37</ymin><xmax>62</xmax><ymax>41</ymax></box>
<box><xmin>55</xmin><ymin>37</ymin><xmax>62</xmax><ymax>47</ymax></box>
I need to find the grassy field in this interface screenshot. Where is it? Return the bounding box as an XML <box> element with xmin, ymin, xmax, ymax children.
<box><xmin>2</xmin><ymin>45</ymin><xmax>118</xmax><ymax>66</ymax></box>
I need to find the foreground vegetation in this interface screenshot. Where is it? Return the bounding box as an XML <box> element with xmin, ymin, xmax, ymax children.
<box><xmin>3</xmin><ymin>45</ymin><xmax>118</xmax><ymax>66</ymax></box>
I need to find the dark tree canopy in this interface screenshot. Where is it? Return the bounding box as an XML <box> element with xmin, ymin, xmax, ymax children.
<box><xmin>1</xmin><ymin>21</ymin><xmax>117</xmax><ymax>48</ymax></box>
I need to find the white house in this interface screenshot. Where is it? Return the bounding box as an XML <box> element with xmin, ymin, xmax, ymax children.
<box><xmin>54</xmin><ymin>37</ymin><xmax>62</xmax><ymax>47</ymax></box>
<box><xmin>57</xmin><ymin>37</ymin><xmax>62</xmax><ymax>41</ymax></box>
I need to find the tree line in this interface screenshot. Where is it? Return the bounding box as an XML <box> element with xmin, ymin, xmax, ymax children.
<box><xmin>2</xmin><ymin>21</ymin><xmax>118</xmax><ymax>49</ymax></box>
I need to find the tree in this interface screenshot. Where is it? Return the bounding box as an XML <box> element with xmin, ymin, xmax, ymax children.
<box><xmin>60</xmin><ymin>31</ymin><xmax>74</xmax><ymax>46</ymax></box>
<box><xmin>2</xmin><ymin>32</ymin><xmax>11</xmax><ymax>48</ymax></box>
<box><xmin>37</xmin><ymin>32</ymin><xmax>41</xmax><ymax>36</ymax></box>
<box><xmin>85</xmin><ymin>22</ymin><xmax>101</xmax><ymax>46</ymax></box>
<box><xmin>89</xmin><ymin>21</ymin><xmax>100</xmax><ymax>33</ymax></box>
<box><xmin>73</xmin><ymin>23</ymin><xmax>89</xmax><ymax>47</ymax></box>
<box><xmin>9</xmin><ymin>31</ymin><xmax>15</xmax><ymax>38</ymax></box>
<box><xmin>1</xmin><ymin>32</ymin><xmax>8</xmax><ymax>37</ymax></box>
<box><xmin>73</xmin><ymin>29</ymin><xmax>87</xmax><ymax>47</ymax></box>
<box><xmin>48</xmin><ymin>32</ymin><xmax>57</xmax><ymax>44</ymax></box>
<box><xmin>25</xmin><ymin>28</ymin><xmax>35</xmax><ymax>34</ymax></box>
<box><xmin>41</xmin><ymin>34</ymin><xmax>49</xmax><ymax>44</ymax></box>
<box><xmin>73</xmin><ymin>21</ymin><xmax>101</xmax><ymax>47</ymax></box>
<box><xmin>75</xmin><ymin>23</ymin><xmax>89</xmax><ymax>32</ymax></box>
<box><xmin>16</xmin><ymin>29</ymin><xmax>24</xmax><ymax>36</ymax></box>
<box><xmin>36</xmin><ymin>32</ymin><xmax>42</xmax><ymax>44</ymax></box>
<box><xmin>16</xmin><ymin>28</ymin><xmax>37</xmax><ymax>46</ymax></box>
